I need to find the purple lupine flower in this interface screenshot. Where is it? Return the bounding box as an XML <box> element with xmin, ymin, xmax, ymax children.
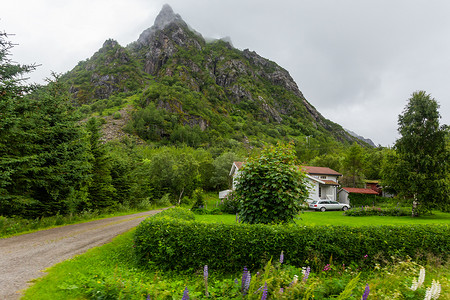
<box><xmin>279</xmin><ymin>250</ymin><xmax>284</xmax><ymax>264</ymax></box>
<box><xmin>204</xmin><ymin>265</ymin><xmax>209</xmax><ymax>297</ymax></box>
<box><xmin>241</xmin><ymin>266</ymin><xmax>248</xmax><ymax>292</ymax></box>
<box><xmin>243</xmin><ymin>271</ymin><xmax>251</xmax><ymax>295</ymax></box>
<box><xmin>146</xmin><ymin>295</ymin><xmax>150</xmax><ymax>300</ymax></box>
<box><xmin>234</xmin><ymin>278</ymin><xmax>239</xmax><ymax>285</ymax></box>
<box><xmin>261</xmin><ymin>282</ymin><xmax>268</xmax><ymax>300</ymax></box>
<box><xmin>182</xmin><ymin>287</ymin><xmax>189</xmax><ymax>300</ymax></box>
<box><xmin>204</xmin><ymin>265</ymin><xmax>208</xmax><ymax>280</ymax></box>
<box><xmin>303</xmin><ymin>266</ymin><xmax>311</xmax><ymax>282</ymax></box>
<box><xmin>361</xmin><ymin>283</ymin><xmax>370</xmax><ymax>300</ymax></box>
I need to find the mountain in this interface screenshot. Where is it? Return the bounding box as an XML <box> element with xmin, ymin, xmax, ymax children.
<box><xmin>345</xmin><ymin>129</ymin><xmax>377</xmax><ymax>147</ymax></box>
<box><xmin>62</xmin><ymin>4</ymin><xmax>370</xmax><ymax>149</ymax></box>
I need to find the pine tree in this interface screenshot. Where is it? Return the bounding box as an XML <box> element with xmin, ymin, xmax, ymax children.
<box><xmin>0</xmin><ymin>32</ymin><xmax>91</xmax><ymax>216</ymax></box>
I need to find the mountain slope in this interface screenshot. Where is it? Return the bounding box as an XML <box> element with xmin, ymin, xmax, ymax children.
<box><xmin>62</xmin><ymin>4</ymin><xmax>367</xmax><ymax>149</ymax></box>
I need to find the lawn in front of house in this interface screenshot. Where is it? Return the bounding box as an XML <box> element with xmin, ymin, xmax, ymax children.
<box><xmin>195</xmin><ymin>210</ymin><xmax>450</xmax><ymax>226</ymax></box>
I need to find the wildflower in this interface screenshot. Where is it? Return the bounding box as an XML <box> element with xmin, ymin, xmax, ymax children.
<box><xmin>241</xmin><ymin>266</ymin><xmax>248</xmax><ymax>292</ymax></box>
<box><xmin>243</xmin><ymin>271</ymin><xmax>251</xmax><ymax>295</ymax></box>
<box><xmin>204</xmin><ymin>265</ymin><xmax>209</xmax><ymax>297</ymax></box>
<box><xmin>361</xmin><ymin>283</ymin><xmax>370</xmax><ymax>300</ymax></box>
<box><xmin>293</xmin><ymin>274</ymin><xmax>299</xmax><ymax>285</ymax></box>
<box><xmin>146</xmin><ymin>295</ymin><xmax>150</xmax><ymax>300</ymax></box>
<box><xmin>364</xmin><ymin>254</ymin><xmax>368</xmax><ymax>259</ymax></box>
<box><xmin>182</xmin><ymin>287</ymin><xmax>189</xmax><ymax>300</ymax></box>
<box><xmin>424</xmin><ymin>280</ymin><xmax>441</xmax><ymax>300</ymax></box>
<box><xmin>323</xmin><ymin>264</ymin><xmax>331</xmax><ymax>272</ymax></box>
<box><xmin>410</xmin><ymin>267</ymin><xmax>426</xmax><ymax>291</ymax></box>
<box><xmin>261</xmin><ymin>282</ymin><xmax>268</xmax><ymax>300</ymax></box>
<box><xmin>279</xmin><ymin>250</ymin><xmax>284</xmax><ymax>264</ymax></box>
<box><xmin>279</xmin><ymin>287</ymin><xmax>284</xmax><ymax>294</ymax></box>
<box><xmin>302</xmin><ymin>266</ymin><xmax>311</xmax><ymax>282</ymax></box>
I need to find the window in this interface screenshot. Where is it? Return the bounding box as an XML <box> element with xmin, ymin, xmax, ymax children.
<box><xmin>318</xmin><ymin>187</ymin><xmax>322</xmax><ymax>198</ymax></box>
<box><xmin>320</xmin><ymin>176</ymin><xmax>327</xmax><ymax>179</ymax></box>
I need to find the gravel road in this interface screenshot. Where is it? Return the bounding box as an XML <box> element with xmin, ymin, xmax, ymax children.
<box><xmin>0</xmin><ymin>209</ymin><xmax>164</xmax><ymax>299</ymax></box>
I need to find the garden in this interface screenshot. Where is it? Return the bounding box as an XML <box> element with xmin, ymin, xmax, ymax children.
<box><xmin>22</xmin><ymin>144</ymin><xmax>450</xmax><ymax>299</ymax></box>
<box><xmin>22</xmin><ymin>207</ymin><xmax>449</xmax><ymax>299</ymax></box>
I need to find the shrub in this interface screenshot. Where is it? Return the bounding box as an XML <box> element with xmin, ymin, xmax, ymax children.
<box><xmin>113</xmin><ymin>111</ymin><xmax>121</xmax><ymax>119</ymax></box>
<box><xmin>134</xmin><ymin>216</ymin><xmax>450</xmax><ymax>272</ymax></box>
<box><xmin>344</xmin><ymin>206</ymin><xmax>410</xmax><ymax>217</ymax></box>
<box><xmin>153</xmin><ymin>207</ymin><xmax>195</xmax><ymax>221</ymax></box>
<box><xmin>235</xmin><ymin>143</ymin><xmax>309</xmax><ymax>224</ymax></box>
<box><xmin>348</xmin><ymin>193</ymin><xmax>393</xmax><ymax>207</ymax></box>
<box><xmin>219</xmin><ymin>192</ymin><xmax>239</xmax><ymax>214</ymax></box>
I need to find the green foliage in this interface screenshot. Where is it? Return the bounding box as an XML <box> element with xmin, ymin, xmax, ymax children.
<box><xmin>191</xmin><ymin>188</ymin><xmax>206</xmax><ymax>209</ymax></box>
<box><xmin>344</xmin><ymin>206</ymin><xmax>410</xmax><ymax>217</ymax></box>
<box><xmin>85</xmin><ymin>118</ymin><xmax>116</xmax><ymax>210</ymax></box>
<box><xmin>219</xmin><ymin>192</ymin><xmax>240</xmax><ymax>214</ymax></box>
<box><xmin>134</xmin><ymin>215</ymin><xmax>450</xmax><ymax>273</ymax></box>
<box><xmin>235</xmin><ymin>143</ymin><xmax>309</xmax><ymax>224</ymax></box>
<box><xmin>347</xmin><ymin>193</ymin><xmax>392</xmax><ymax>207</ymax></box>
<box><xmin>341</xmin><ymin>142</ymin><xmax>366</xmax><ymax>187</ymax></box>
<box><xmin>209</xmin><ymin>151</ymin><xmax>241</xmax><ymax>190</ymax></box>
<box><xmin>0</xmin><ymin>77</ymin><xmax>91</xmax><ymax>217</ymax></box>
<box><xmin>152</xmin><ymin>207</ymin><xmax>195</xmax><ymax>221</ymax></box>
<box><xmin>385</xmin><ymin>91</ymin><xmax>450</xmax><ymax>215</ymax></box>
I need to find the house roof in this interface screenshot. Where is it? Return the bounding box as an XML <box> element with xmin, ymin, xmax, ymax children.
<box><xmin>233</xmin><ymin>161</ymin><xmax>244</xmax><ymax>170</ymax></box>
<box><xmin>322</xmin><ymin>180</ymin><xmax>340</xmax><ymax>186</ymax></box>
<box><xmin>301</xmin><ymin>166</ymin><xmax>342</xmax><ymax>176</ymax></box>
<box><xmin>341</xmin><ymin>187</ymin><xmax>379</xmax><ymax>195</ymax></box>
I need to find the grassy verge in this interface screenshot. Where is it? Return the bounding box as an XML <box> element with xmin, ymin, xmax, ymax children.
<box><xmin>195</xmin><ymin>210</ymin><xmax>450</xmax><ymax>226</ymax></box>
<box><xmin>0</xmin><ymin>205</ymin><xmax>167</xmax><ymax>238</ymax></box>
<box><xmin>23</xmin><ymin>227</ymin><xmax>449</xmax><ymax>299</ymax></box>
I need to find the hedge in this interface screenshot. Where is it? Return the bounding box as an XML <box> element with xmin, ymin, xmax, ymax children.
<box><xmin>134</xmin><ymin>210</ymin><xmax>449</xmax><ymax>273</ymax></box>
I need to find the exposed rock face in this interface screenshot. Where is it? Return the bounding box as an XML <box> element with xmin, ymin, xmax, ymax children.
<box><xmin>132</xmin><ymin>4</ymin><xmax>203</xmax><ymax>75</ymax></box>
<box><xmin>65</xmin><ymin>4</ymin><xmax>369</xmax><ymax>145</ymax></box>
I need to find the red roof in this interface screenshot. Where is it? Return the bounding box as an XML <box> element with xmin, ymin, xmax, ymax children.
<box><xmin>301</xmin><ymin>166</ymin><xmax>342</xmax><ymax>176</ymax></box>
<box><xmin>234</xmin><ymin>161</ymin><xmax>244</xmax><ymax>170</ymax></box>
<box><xmin>341</xmin><ymin>187</ymin><xmax>379</xmax><ymax>195</ymax></box>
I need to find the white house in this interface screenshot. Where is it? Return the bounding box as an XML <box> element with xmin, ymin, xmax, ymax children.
<box><xmin>221</xmin><ymin>162</ymin><xmax>342</xmax><ymax>203</ymax></box>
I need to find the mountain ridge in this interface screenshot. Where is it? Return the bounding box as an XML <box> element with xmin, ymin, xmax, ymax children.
<box><xmin>62</xmin><ymin>4</ymin><xmax>372</xmax><ymax>149</ymax></box>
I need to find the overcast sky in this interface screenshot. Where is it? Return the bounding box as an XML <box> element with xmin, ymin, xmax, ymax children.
<box><xmin>3</xmin><ymin>0</ymin><xmax>449</xmax><ymax>146</ymax></box>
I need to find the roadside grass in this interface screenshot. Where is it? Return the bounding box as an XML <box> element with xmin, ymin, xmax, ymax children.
<box><xmin>23</xmin><ymin>226</ymin><xmax>450</xmax><ymax>299</ymax></box>
<box><xmin>195</xmin><ymin>210</ymin><xmax>450</xmax><ymax>226</ymax></box>
<box><xmin>0</xmin><ymin>205</ymin><xmax>167</xmax><ymax>239</ymax></box>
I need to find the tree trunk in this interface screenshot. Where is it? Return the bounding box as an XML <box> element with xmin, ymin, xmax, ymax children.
<box><xmin>412</xmin><ymin>194</ymin><xmax>419</xmax><ymax>217</ymax></box>
<box><xmin>177</xmin><ymin>187</ymin><xmax>184</xmax><ymax>205</ymax></box>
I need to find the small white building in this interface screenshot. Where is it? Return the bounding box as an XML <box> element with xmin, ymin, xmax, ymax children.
<box><xmin>221</xmin><ymin>162</ymin><xmax>342</xmax><ymax>203</ymax></box>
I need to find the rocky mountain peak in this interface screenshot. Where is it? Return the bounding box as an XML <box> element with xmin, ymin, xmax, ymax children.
<box><xmin>136</xmin><ymin>4</ymin><xmax>188</xmax><ymax>46</ymax></box>
<box><xmin>154</xmin><ymin>4</ymin><xmax>183</xmax><ymax>30</ymax></box>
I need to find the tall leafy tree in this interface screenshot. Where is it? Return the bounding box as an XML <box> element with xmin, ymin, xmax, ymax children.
<box><xmin>388</xmin><ymin>91</ymin><xmax>449</xmax><ymax>215</ymax></box>
<box><xmin>235</xmin><ymin>143</ymin><xmax>309</xmax><ymax>224</ymax></box>
<box><xmin>342</xmin><ymin>142</ymin><xmax>366</xmax><ymax>187</ymax></box>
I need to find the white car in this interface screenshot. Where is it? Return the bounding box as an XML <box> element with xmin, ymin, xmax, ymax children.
<box><xmin>309</xmin><ymin>200</ymin><xmax>350</xmax><ymax>212</ymax></box>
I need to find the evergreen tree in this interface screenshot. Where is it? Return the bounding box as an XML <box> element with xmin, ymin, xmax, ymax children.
<box><xmin>390</xmin><ymin>91</ymin><xmax>449</xmax><ymax>215</ymax></box>
<box><xmin>0</xmin><ymin>33</ymin><xmax>91</xmax><ymax>216</ymax></box>
<box><xmin>85</xmin><ymin>118</ymin><xmax>116</xmax><ymax>210</ymax></box>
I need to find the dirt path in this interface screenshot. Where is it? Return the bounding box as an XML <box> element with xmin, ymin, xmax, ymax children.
<box><xmin>0</xmin><ymin>209</ymin><xmax>164</xmax><ymax>299</ymax></box>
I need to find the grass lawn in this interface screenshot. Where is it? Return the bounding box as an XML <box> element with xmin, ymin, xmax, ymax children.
<box><xmin>195</xmin><ymin>210</ymin><xmax>450</xmax><ymax>226</ymax></box>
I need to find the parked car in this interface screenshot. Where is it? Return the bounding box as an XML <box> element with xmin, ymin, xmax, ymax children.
<box><xmin>309</xmin><ymin>200</ymin><xmax>350</xmax><ymax>212</ymax></box>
